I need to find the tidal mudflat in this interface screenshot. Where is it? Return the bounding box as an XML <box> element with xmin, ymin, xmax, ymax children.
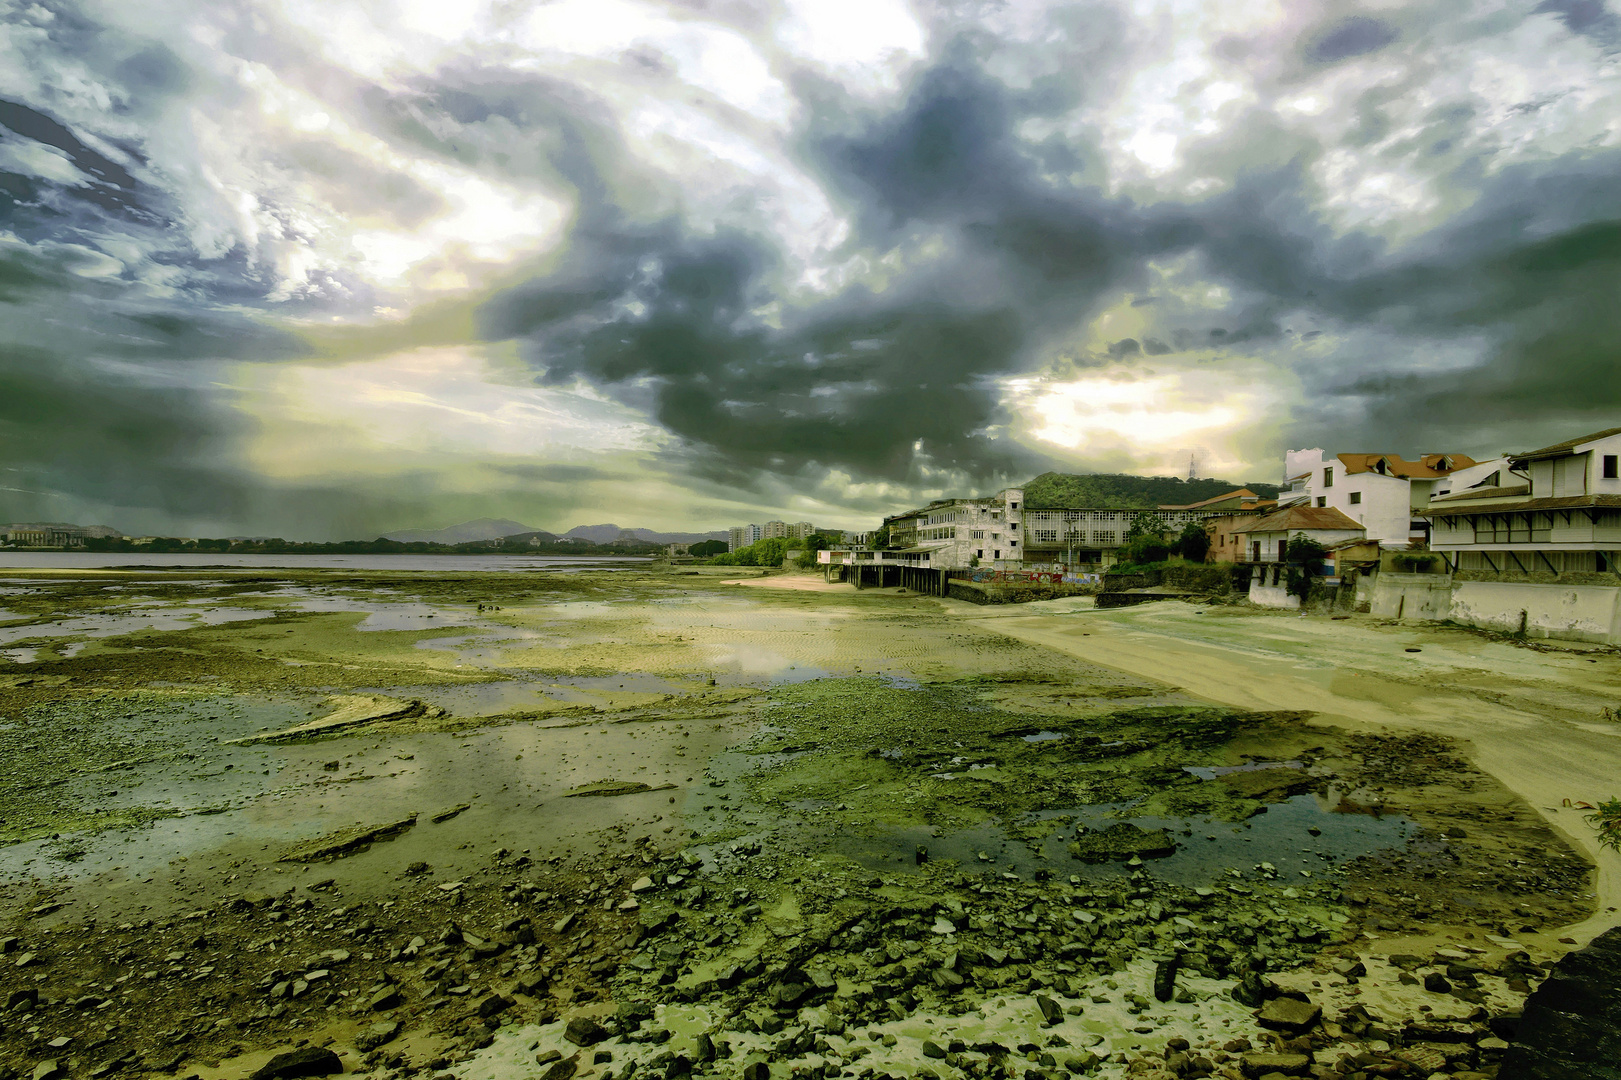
<box><xmin>0</xmin><ymin>568</ymin><xmax>1612</xmax><ymax>1080</ymax></box>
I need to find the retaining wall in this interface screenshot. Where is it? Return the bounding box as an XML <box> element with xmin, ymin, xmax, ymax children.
<box><xmin>1368</xmin><ymin>573</ymin><xmax>1453</xmax><ymax>621</ymax></box>
<box><xmin>1449</xmin><ymin>580</ymin><xmax>1621</xmax><ymax>643</ymax></box>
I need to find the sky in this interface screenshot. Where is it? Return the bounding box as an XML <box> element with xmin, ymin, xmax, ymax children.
<box><xmin>2</xmin><ymin>0</ymin><xmax>1620</xmax><ymax>539</ymax></box>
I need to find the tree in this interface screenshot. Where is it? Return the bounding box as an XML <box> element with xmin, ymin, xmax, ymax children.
<box><xmin>1284</xmin><ymin>533</ymin><xmax>1328</xmax><ymax>567</ymax></box>
<box><xmin>1173</xmin><ymin>522</ymin><xmax>1211</xmax><ymax>563</ymax></box>
<box><xmin>870</xmin><ymin>524</ymin><xmax>891</xmax><ymax>549</ymax></box>
<box><xmin>689</xmin><ymin>539</ymin><xmax>728</xmax><ymax>557</ymax></box>
<box><xmin>1284</xmin><ymin>532</ymin><xmax>1329</xmax><ymax>601</ymax></box>
<box><xmin>1117</xmin><ymin>513</ymin><xmax>1171</xmax><ymax>566</ymax></box>
<box><xmin>1124</xmin><ymin>512</ymin><xmax>1168</xmax><ymax>542</ymax></box>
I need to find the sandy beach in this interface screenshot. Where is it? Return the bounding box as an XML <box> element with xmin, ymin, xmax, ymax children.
<box><xmin>0</xmin><ymin>566</ymin><xmax>1613</xmax><ymax>1080</ymax></box>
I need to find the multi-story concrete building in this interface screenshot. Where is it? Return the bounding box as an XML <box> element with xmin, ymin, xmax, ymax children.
<box><xmin>1020</xmin><ymin>499</ymin><xmax>1258</xmax><ymax>567</ymax></box>
<box><xmin>1</xmin><ymin>523</ymin><xmax>102</xmax><ymax>548</ymax></box>
<box><xmin>727</xmin><ymin>524</ymin><xmax>764</xmax><ymax>552</ymax></box>
<box><xmin>876</xmin><ymin>488</ymin><xmax>1262</xmax><ymax>571</ymax></box>
<box><xmin>1425</xmin><ymin>426</ymin><xmax>1621</xmax><ymax>575</ymax></box>
<box><xmin>1283</xmin><ymin>449</ymin><xmax>1477</xmax><ymax>548</ymax></box>
<box><xmin>883</xmin><ymin>488</ymin><xmax>1026</xmax><ymax>571</ymax></box>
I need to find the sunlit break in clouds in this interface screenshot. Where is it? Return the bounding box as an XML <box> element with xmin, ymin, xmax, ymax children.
<box><xmin>4</xmin><ymin>0</ymin><xmax>1621</xmax><ymax>537</ymax></box>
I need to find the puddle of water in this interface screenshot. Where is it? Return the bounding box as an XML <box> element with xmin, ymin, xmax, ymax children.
<box><xmin>0</xmin><ymin>606</ymin><xmax>268</xmax><ymax>647</ymax></box>
<box><xmin>412</xmin><ymin>631</ymin><xmax>546</xmax><ymax>664</ymax></box>
<box><xmin>1022</xmin><ymin>730</ymin><xmax>1067</xmax><ymax>743</ymax></box>
<box><xmin>1183</xmin><ymin>760</ymin><xmax>1302</xmax><ymax>781</ymax></box>
<box><xmin>701</xmin><ymin>643</ymin><xmax>833</xmax><ymax>686</ymax></box>
<box><xmin>2</xmin><ymin>648</ymin><xmax>38</xmax><ymax>664</ymax></box>
<box><xmin>823</xmin><ymin>794</ymin><xmax>1414</xmax><ymax>888</ymax></box>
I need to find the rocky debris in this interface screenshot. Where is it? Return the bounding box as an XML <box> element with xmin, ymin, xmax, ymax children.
<box><xmin>1067</xmin><ymin>823</ymin><xmax>1177</xmax><ymax>862</ymax></box>
<box><xmin>30</xmin><ymin>1062</ymin><xmax>63</xmax><ymax>1080</ymax></box>
<box><xmin>565</xmin><ymin>781</ymin><xmax>676</xmax><ymax>798</ymax></box>
<box><xmin>1499</xmin><ymin>924</ymin><xmax>1621</xmax><ymax>1079</ymax></box>
<box><xmin>248</xmin><ymin>1045</ymin><xmax>343</xmax><ymax>1079</ymax></box>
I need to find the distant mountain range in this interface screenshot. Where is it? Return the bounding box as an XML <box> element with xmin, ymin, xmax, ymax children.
<box><xmin>381</xmin><ymin>518</ymin><xmax>542</xmax><ymax>545</ymax></box>
<box><xmin>380</xmin><ymin>519</ymin><xmax>727</xmax><ymax>546</ymax></box>
<box><xmin>561</xmin><ymin>523</ymin><xmax>728</xmax><ymax>545</ymax></box>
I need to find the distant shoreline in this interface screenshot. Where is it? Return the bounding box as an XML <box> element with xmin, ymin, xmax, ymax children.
<box><xmin>0</xmin><ymin>551</ymin><xmax>658</xmax><ymax>571</ymax></box>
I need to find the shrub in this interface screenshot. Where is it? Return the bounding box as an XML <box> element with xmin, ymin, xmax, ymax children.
<box><xmin>1585</xmin><ymin>797</ymin><xmax>1621</xmax><ymax>852</ymax></box>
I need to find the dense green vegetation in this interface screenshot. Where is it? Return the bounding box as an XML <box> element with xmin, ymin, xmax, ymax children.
<box><xmin>1112</xmin><ymin>513</ymin><xmax>1217</xmax><ymax>570</ymax></box>
<box><xmin>1022</xmin><ymin>471</ymin><xmax>1281</xmax><ymax>509</ymax></box>
<box><xmin>707</xmin><ymin>532</ymin><xmax>841</xmax><ymax>568</ymax></box>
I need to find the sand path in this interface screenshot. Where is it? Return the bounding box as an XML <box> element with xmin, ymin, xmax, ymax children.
<box><xmin>972</xmin><ymin>600</ymin><xmax>1621</xmax><ymax>941</ymax></box>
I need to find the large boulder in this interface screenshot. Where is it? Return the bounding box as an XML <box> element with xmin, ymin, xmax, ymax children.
<box><xmin>1497</xmin><ymin>925</ymin><xmax>1621</xmax><ymax>1079</ymax></box>
<box><xmin>249</xmin><ymin>1046</ymin><xmax>343</xmax><ymax>1080</ymax></box>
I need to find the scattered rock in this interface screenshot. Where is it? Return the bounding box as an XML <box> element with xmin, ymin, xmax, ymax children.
<box><xmin>1036</xmin><ymin>995</ymin><xmax>1064</xmax><ymax>1025</ymax></box>
<box><xmin>1257</xmin><ymin>997</ymin><xmax>1321</xmax><ymax>1031</ymax></box>
<box><xmin>563</xmin><ymin>1016</ymin><xmax>608</xmax><ymax>1047</ymax></box>
<box><xmin>1153</xmin><ymin>956</ymin><xmax>1179</xmax><ymax>1003</ymax></box>
<box><xmin>248</xmin><ymin>1045</ymin><xmax>344</xmax><ymax>1080</ymax></box>
<box><xmin>1239</xmin><ymin>1051</ymin><xmax>1311</xmax><ymax>1078</ymax></box>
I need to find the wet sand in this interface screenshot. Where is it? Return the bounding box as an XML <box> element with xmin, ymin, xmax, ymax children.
<box><xmin>0</xmin><ymin>568</ymin><xmax>1612</xmax><ymax>1080</ymax></box>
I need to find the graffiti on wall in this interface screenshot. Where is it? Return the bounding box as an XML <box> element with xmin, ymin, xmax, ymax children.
<box><xmin>959</xmin><ymin>570</ymin><xmax>1102</xmax><ymax>585</ymax></box>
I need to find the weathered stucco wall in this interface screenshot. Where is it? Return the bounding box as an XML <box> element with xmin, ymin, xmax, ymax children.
<box><xmin>1369</xmin><ymin>572</ymin><xmax>1453</xmax><ymax>620</ymax></box>
<box><xmin>1449</xmin><ymin>580</ymin><xmax>1621</xmax><ymax>643</ymax></box>
<box><xmin>1248</xmin><ymin>582</ymin><xmax>1300</xmax><ymax>609</ymax></box>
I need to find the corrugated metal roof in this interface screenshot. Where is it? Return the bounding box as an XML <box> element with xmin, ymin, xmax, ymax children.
<box><xmin>1238</xmin><ymin>505</ymin><xmax>1364</xmax><ymax>533</ymax></box>
<box><xmin>1508</xmin><ymin>426</ymin><xmax>1621</xmax><ymax>462</ymax></box>
<box><xmin>1422</xmin><ymin>494</ymin><xmax>1621</xmax><ymax>518</ymax></box>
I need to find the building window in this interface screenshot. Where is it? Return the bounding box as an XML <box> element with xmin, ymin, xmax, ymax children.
<box><xmin>1349</xmin><ymin>491</ymin><xmax>1361</xmax><ymax>504</ymax></box>
<box><xmin>1010</xmin><ymin>502</ymin><xmax>1019</xmax><ymax>511</ymax></box>
<box><xmin>994</xmin><ymin>550</ymin><xmax>1001</xmax><ymax>559</ymax></box>
<box><xmin>976</xmin><ymin>549</ymin><xmax>983</xmax><ymax>558</ymax></box>
<box><xmin>1316</xmin><ymin>496</ymin><xmax>1327</xmax><ymax>507</ymax></box>
<box><xmin>1323</xmin><ymin>467</ymin><xmax>1333</xmax><ymax>488</ymax></box>
<box><xmin>1010</xmin><ymin>539</ymin><xmax>1018</xmax><ymax>547</ymax></box>
<box><xmin>1606</xmin><ymin>455</ymin><xmax>1619</xmax><ymax>480</ymax></box>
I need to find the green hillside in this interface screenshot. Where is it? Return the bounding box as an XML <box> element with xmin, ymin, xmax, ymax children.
<box><xmin>1021</xmin><ymin>472</ymin><xmax>1282</xmax><ymax>510</ymax></box>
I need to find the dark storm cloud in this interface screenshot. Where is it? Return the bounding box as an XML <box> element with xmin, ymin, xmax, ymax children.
<box><xmin>1306</xmin><ymin>17</ymin><xmax>1400</xmax><ymax>63</ymax></box>
<box><xmin>1221</xmin><ymin>149</ymin><xmax>1621</xmax><ymax>455</ymax></box>
<box><xmin>1534</xmin><ymin>0</ymin><xmax>1620</xmax><ymax>43</ymax></box>
<box><xmin>0</xmin><ymin>99</ymin><xmax>144</xmax><ymax>216</ymax></box>
<box><xmin>475</xmin><ymin>41</ymin><xmax>1621</xmax><ymax>479</ymax></box>
<box><xmin>473</xmin><ymin>58</ymin><xmax>1218</xmax><ymax>488</ymax></box>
